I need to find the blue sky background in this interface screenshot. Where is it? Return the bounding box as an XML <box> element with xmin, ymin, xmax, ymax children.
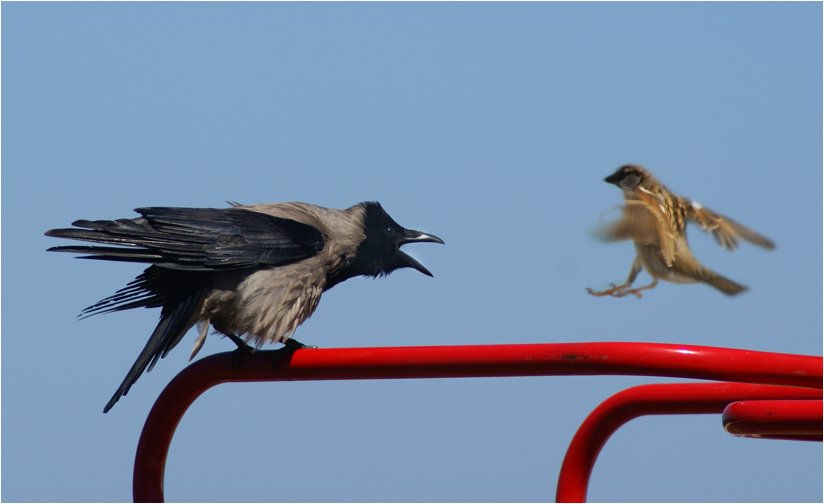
<box><xmin>3</xmin><ymin>3</ymin><xmax>821</xmax><ymax>502</ymax></box>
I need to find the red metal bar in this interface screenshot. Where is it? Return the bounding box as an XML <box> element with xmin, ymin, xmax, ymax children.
<box><xmin>722</xmin><ymin>399</ymin><xmax>823</xmax><ymax>441</ymax></box>
<box><xmin>133</xmin><ymin>342</ymin><xmax>822</xmax><ymax>502</ymax></box>
<box><xmin>555</xmin><ymin>382</ymin><xmax>823</xmax><ymax>503</ymax></box>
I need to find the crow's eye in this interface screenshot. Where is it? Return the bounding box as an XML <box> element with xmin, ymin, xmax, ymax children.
<box><xmin>384</xmin><ymin>227</ymin><xmax>394</xmax><ymax>236</ymax></box>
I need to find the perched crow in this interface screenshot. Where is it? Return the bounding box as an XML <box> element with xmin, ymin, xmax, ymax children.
<box><xmin>46</xmin><ymin>201</ymin><xmax>443</xmax><ymax>412</ymax></box>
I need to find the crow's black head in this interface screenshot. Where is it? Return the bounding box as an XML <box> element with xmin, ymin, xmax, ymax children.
<box><xmin>350</xmin><ymin>202</ymin><xmax>444</xmax><ymax>279</ymax></box>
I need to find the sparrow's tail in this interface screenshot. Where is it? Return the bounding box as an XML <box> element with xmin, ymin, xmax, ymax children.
<box><xmin>695</xmin><ymin>267</ymin><xmax>749</xmax><ymax>296</ymax></box>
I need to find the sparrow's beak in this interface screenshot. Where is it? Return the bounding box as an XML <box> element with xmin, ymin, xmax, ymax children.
<box><xmin>604</xmin><ymin>173</ymin><xmax>620</xmax><ymax>185</ymax></box>
<box><xmin>399</xmin><ymin>230</ymin><xmax>444</xmax><ymax>277</ymax></box>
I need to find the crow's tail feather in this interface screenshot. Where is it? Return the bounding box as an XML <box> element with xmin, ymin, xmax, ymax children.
<box><xmin>103</xmin><ymin>292</ymin><xmax>201</xmax><ymax>413</ymax></box>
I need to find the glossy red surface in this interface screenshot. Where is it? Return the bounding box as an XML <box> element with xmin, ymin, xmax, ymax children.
<box><xmin>555</xmin><ymin>383</ymin><xmax>822</xmax><ymax>502</ymax></box>
<box><xmin>722</xmin><ymin>399</ymin><xmax>823</xmax><ymax>441</ymax></box>
<box><xmin>132</xmin><ymin>343</ymin><xmax>822</xmax><ymax>502</ymax></box>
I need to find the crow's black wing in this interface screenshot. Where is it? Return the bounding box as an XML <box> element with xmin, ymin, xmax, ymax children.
<box><xmin>45</xmin><ymin>207</ymin><xmax>326</xmax><ymax>271</ymax></box>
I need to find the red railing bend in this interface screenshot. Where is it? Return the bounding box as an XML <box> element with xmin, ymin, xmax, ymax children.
<box><xmin>554</xmin><ymin>382</ymin><xmax>823</xmax><ymax>502</ymax></box>
<box><xmin>132</xmin><ymin>342</ymin><xmax>822</xmax><ymax>502</ymax></box>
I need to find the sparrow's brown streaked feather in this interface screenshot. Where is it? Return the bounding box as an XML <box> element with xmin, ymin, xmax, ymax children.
<box><xmin>672</xmin><ymin>257</ymin><xmax>748</xmax><ymax>295</ymax></box>
<box><xmin>662</xmin><ymin>239</ymin><xmax>748</xmax><ymax>295</ymax></box>
<box><xmin>686</xmin><ymin>202</ymin><xmax>776</xmax><ymax>251</ymax></box>
<box><xmin>597</xmin><ymin>197</ymin><xmax>677</xmax><ymax>268</ymax></box>
<box><xmin>597</xmin><ymin>201</ymin><xmax>660</xmax><ymax>244</ymax></box>
<box><xmin>587</xmin><ymin>164</ymin><xmax>773</xmax><ymax>298</ymax></box>
<box><xmin>634</xmin><ymin>189</ymin><xmax>680</xmax><ymax>267</ymax></box>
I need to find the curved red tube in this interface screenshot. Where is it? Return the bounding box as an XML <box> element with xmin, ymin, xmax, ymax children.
<box><xmin>555</xmin><ymin>382</ymin><xmax>822</xmax><ymax>502</ymax></box>
<box><xmin>132</xmin><ymin>342</ymin><xmax>822</xmax><ymax>502</ymax></box>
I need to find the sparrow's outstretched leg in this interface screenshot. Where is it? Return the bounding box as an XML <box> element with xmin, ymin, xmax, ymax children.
<box><xmin>587</xmin><ymin>256</ymin><xmax>647</xmax><ymax>298</ymax></box>
<box><xmin>586</xmin><ymin>283</ymin><xmax>627</xmax><ymax>297</ymax></box>
<box><xmin>611</xmin><ymin>277</ymin><xmax>658</xmax><ymax>299</ymax></box>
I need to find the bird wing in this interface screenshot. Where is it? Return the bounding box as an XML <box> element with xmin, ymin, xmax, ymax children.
<box><xmin>597</xmin><ymin>192</ymin><xmax>678</xmax><ymax>267</ymax></box>
<box><xmin>597</xmin><ymin>201</ymin><xmax>658</xmax><ymax>242</ymax></box>
<box><xmin>685</xmin><ymin>201</ymin><xmax>775</xmax><ymax>251</ymax></box>
<box><xmin>45</xmin><ymin>207</ymin><xmax>326</xmax><ymax>271</ymax></box>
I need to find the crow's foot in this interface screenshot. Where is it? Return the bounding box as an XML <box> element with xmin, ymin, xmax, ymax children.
<box><xmin>272</xmin><ymin>338</ymin><xmax>316</xmax><ymax>369</ymax></box>
<box><xmin>226</xmin><ymin>333</ymin><xmax>254</xmax><ymax>369</ymax></box>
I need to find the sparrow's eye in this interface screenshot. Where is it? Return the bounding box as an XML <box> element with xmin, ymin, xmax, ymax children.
<box><xmin>621</xmin><ymin>173</ymin><xmax>641</xmax><ymax>189</ymax></box>
<box><xmin>384</xmin><ymin>227</ymin><xmax>394</xmax><ymax>236</ymax></box>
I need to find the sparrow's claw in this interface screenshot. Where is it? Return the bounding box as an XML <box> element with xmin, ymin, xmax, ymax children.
<box><xmin>613</xmin><ymin>288</ymin><xmax>643</xmax><ymax>299</ymax></box>
<box><xmin>617</xmin><ymin>282</ymin><xmax>659</xmax><ymax>299</ymax></box>
<box><xmin>587</xmin><ymin>284</ymin><xmax>632</xmax><ymax>298</ymax></box>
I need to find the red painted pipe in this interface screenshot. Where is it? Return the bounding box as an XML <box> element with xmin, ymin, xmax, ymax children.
<box><xmin>132</xmin><ymin>342</ymin><xmax>822</xmax><ymax>502</ymax></box>
<box><xmin>722</xmin><ymin>399</ymin><xmax>823</xmax><ymax>441</ymax></box>
<box><xmin>555</xmin><ymin>382</ymin><xmax>823</xmax><ymax>503</ymax></box>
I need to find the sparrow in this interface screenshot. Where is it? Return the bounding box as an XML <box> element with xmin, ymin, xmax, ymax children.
<box><xmin>587</xmin><ymin>164</ymin><xmax>775</xmax><ymax>298</ymax></box>
<box><xmin>46</xmin><ymin>201</ymin><xmax>443</xmax><ymax>412</ymax></box>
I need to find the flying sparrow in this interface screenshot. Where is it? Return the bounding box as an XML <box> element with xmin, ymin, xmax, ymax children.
<box><xmin>587</xmin><ymin>164</ymin><xmax>775</xmax><ymax>298</ymax></box>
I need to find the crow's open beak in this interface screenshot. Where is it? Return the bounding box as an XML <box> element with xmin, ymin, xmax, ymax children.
<box><xmin>399</xmin><ymin>230</ymin><xmax>444</xmax><ymax>276</ymax></box>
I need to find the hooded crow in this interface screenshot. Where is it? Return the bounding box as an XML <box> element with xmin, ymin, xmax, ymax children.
<box><xmin>46</xmin><ymin>201</ymin><xmax>443</xmax><ymax>412</ymax></box>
